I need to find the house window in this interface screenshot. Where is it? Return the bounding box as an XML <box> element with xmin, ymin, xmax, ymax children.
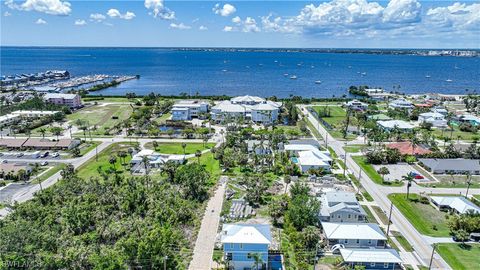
<box><xmin>247</xmin><ymin>253</ymin><xmax>252</xmax><ymax>259</ymax></box>
<box><xmin>230</xmin><ymin>243</ymin><xmax>234</xmax><ymax>249</ymax></box>
<box><xmin>240</xmin><ymin>243</ymin><xmax>243</xmax><ymax>249</ymax></box>
<box><xmin>384</xmin><ymin>263</ymin><xmax>389</xmax><ymax>268</ymax></box>
<box><xmin>370</xmin><ymin>262</ymin><xmax>376</xmax><ymax>267</ymax></box>
<box><xmin>348</xmin><ymin>214</ymin><xmax>351</xmax><ymax>219</ymax></box>
<box><xmin>368</xmin><ymin>240</ymin><xmax>372</xmax><ymax>244</ymax></box>
<box><xmin>338</xmin><ymin>215</ymin><xmax>341</xmax><ymax>219</ymax></box>
<box><xmin>344</xmin><ymin>239</ymin><xmax>348</xmax><ymax>244</ymax></box>
<box><xmin>356</xmin><ymin>239</ymin><xmax>359</xmax><ymax>244</ymax></box>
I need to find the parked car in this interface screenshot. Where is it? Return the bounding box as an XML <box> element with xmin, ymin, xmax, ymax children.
<box><xmin>1</xmin><ymin>159</ymin><xmax>7</xmax><ymax>163</ymax></box>
<box><xmin>16</xmin><ymin>152</ymin><xmax>24</xmax><ymax>157</ymax></box>
<box><xmin>52</xmin><ymin>152</ymin><xmax>59</xmax><ymax>158</ymax></box>
<box><xmin>41</xmin><ymin>152</ymin><xmax>49</xmax><ymax>158</ymax></box>
<box><xmin>409</xmin><ymin>171</ymin><xmax>424</xmax><ymax>179</ymax></box>
<box><xmin>40</xmin><ymin>161</ymin><xmax>48</xmax><ymax>166</ymax></box>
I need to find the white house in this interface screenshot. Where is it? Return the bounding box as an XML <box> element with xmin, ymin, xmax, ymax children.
<box><xmin>130</xmin><ymin>149</ymin><xmax>184</xmax><ymax>174</ymax></box>
<box><xmin>430</xmin><ymin>196</ymin><xmax>480</xmax><ymax>215</ymax></box>
<box><xmin>171</xmin><ymin>100</ymin><xmax>209</xmax><ymax>121</ymax></box>
<box><xmin>345</xmin><ymin>100</ymin><xmax>368</xmax><ymax>111</ymax></box>
<box><xmin>284</xmin><ymin>144</ymin><xmax>332</xmax><ymax>173</ymax></box>
<box><xmin>458</xmin><ymin>114</ymin><xmax>480</xmax><ymax>126</ymax></box>
<box><xmin>432</xmin><ymin>107</ymin><xmax>448</xmax><ymax>116</ymax></box>
<box><xmin>319</xmin><ymin>191</ymin><xmax>367</xmax><ymax>222</ymax></box>
<box><xmin>322</xmin><ymin>222</ymin><xmax>387</xmax><ymax>248</ymax></box>
<box><xmin>377</xmin><ymin>120</ymin><xmax>414</xmax><ymax>132</ymax></box>
<box><xmin>389</xmin><ymin>98</ymin><xmax>414</xmax><ymax>110</ymax></box>
<box><xmin>221</xmin><ymin>223</ymin><xmax>272</xmax><ymax>270</ymax></box>
<box><xmin>418</xmin><ymin>112</ymin><xmax>448</xmax><ymax>128</ymax></box>
<box><xmin>339</xmin><ymin>248</ymin><xmax>402</xmax><ymax>270</ymax></box>
<box><xmin>211</xmin><ymin>95</ymin><xmax>282</xmax><ymax>125</ymax></box>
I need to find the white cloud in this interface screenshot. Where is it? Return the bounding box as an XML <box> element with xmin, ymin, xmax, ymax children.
<box><xmin>426</xmin><ymin>2</ymin><xmax>480</xmax><ymax>31</ymax></box>
<box><xmin>74</xmin><ymin>19</ymin><xmax>86</xmax><ymax>26</ymax></box>
<box><xmin>170</xmin><ymin>22</ymin><xmax>191</xmax><ymax>30</ymax></box>
<box><xmin>199</xmin><ymin>25</ymin><xmax>208</xmax><ymax>31</ymax></box>
<box><xmin>213</xmin><ymin>3</ymin><xmax>236</xmax><ymax>17</ymax></box>
<box><xmin>232</xmin><ymin>16</ymin><xmax>241</xmax><ymax>23</ymax></box>
<box><xmin>35</xmin><ymin>18</ymin><xmax>47</xmax><ymax>24</ymax></box>
<box><xmin>144</xmin><ymin>0</ymin><xmax>175</xmax><ymax>20</ymax></box>
<box><xmin>223</xmin><ymin>26</ymin><xmax>233</xmax><ymax>32</ymax></box>
<box><xmin>383</xmin><ymin>0</ymin><xmax>421</xmax><ymax>24</ymax></box>
<box><xmin>90</xmin><ymin>13</ymin><xmax>106</xmax><ymax>22</ymax></box>
<box><xmin>4</xmin><ymin>11</ymin><xmax>12</xmax><ymax>17</ymax></box>
<box><xmin>107</xmin><ymin>9</ymin><xmax>136</xmax><ymax>20</ymax></box>
<box><xmin>6</xmin><ymin>0</ymin><xmax>71</xmax><ymax>16</ymax></box>
<box><xmin>231</xmin><ymin>16</ymin><xmax>260</xmax><ymax>33</ymax></box>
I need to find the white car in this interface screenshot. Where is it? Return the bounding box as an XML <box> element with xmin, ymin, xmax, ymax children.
<box><xmin>52</xmin><ymin>152</ymin><xmax>59</xmax><ymax>158</ymax></box>
<box><xmin>40</xmin><ymin>161</ymin><xmax>48</xmax><ymax>166</ymax></box>
<box><xmin>16</xmin><ymin>153</ymin><xmax>24</xmax><ymax>157</ymax></box>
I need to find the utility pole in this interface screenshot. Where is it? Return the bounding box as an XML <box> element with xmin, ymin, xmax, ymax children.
<box><xmin>428</xmin><ymin>244</ymin><xmax>436</xmax><ymax>270</ymax></box>
<box><xmin>465</xmin><ymin>173</ymin><xmax>472</xmax><ymax>198</ymax></box>
<box><xmin>386</xmin><ymin>202</ymin><xmax>393</xmax><ymax>236</ymax></box>
<box><xmin>95</xmin><ymin>145</ymin><xmax>98</xmax><ymax>161</ymax></box>
<box><xmin>164</xmin><ymin>256</ymin><xmax>168</xmax><ymax>270</ymax></box>
<box><xmin>343</xmin><ymin>142</ymin><xmax>347</xmax><ymax>177</ymax></box>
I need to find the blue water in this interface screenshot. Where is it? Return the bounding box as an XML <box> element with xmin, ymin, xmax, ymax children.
<box><xmin>1</xmin><ymin>47</ymin><xmax>479</xmax><ymax>98</ymax></box>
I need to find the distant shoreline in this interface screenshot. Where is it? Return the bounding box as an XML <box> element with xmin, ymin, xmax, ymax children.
<box><xmin>1</xmin><ymin>46</ymin><xmax>479</xmax><ymax>57</ymax></box>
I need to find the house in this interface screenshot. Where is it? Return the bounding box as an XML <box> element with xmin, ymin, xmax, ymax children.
<box><xmin>344</xmin><ymin>100</ymin><xmax>368</xmax><ymax>111</ymax></box>
<box><xmin>389</xmin><ymin>98</ymin><xmax>414</xmax><ymax>110</ymax></box>
<box><xmin>43</xmin><ymin>93</ymin><xmax>82</xmax><ymax>109</ymax></box>
<box><xmin>221</xmin><ymin>223</ymin><xmax>271</xmax><ymax>270</ymax></box>
<box><xmin>339</xmin><ymin>248</ymin><xmax>402</xmax><ymax>270</ymax></box>
<box><xmin>418</xmin><ymin>112</ymin><xmax>448</xmax><ymax>128</ymax></box>
<box><xmin>367</xmin><ymin>114</ymin><xmax>391</xmax><ymax>121</ymax></box>
<box><xmin>211</xmin><ymin>95</ymin><xmax>282</xmax><ymax>125</ymax></box>
<box><xmin>246</xmin><ymin>140</ymin><xmax>271</xmax><ymax>155</ymax></box>
<box><xmin>322</xmin><ymin>222</ymin><xmax>387</xmax><ymax>248</ymax></box>
<box><xmin>377</xmin><ymin>120</ymin><xmax>414</xmax><ymax>132</ymax></box>
<box><xmin>319</xmin><ymin>191</ymin><xmax>367</xmax><ymax>222</ymax></box>
<box><xmin>365</xmin><ymin>88</ymin><xmax>384</xmax><ymax>94</ymax></box>
<box><xmin>130</xmin><ymin>149</ymin><xmax>184</xmax><ymax>173</ymax></box>
<box><xmin>386</xmin><ymin>142</ymin><xmax>432</xmax><ymax>155</ymax></box>
<box><xmin>430</xmin><ymin>196</ymin><xmax>480</xmax><ymax>215</ymax></box>
<box><xmin>458</xmin><ymin>114</ymin><xmax>480</xmax><ymax>126</ymax></box>
<box><xmin>284</xmin><ymin>144</ymin><xmax>332</xmax><ymax>173</ymax></box>
<box><xmin>432</xmin><ymin>107</ymin><xmax>448</xmax><ymax>116</ymax></box>
<box><xmin>418</xmin><ymin>158</ymin><xmax>480</xmax><ymax>174</ymax></box>
<box><xmin>368</xmin><ymin>92</ymin><xmax>395</xmax><ymax>101</ymax></box>
<box><xmin>171</xmin><ymin>100</ymin><xmax>209</xmax><ymax>120</ymax></box>
<box><xmin>0</xmin><ymin>163</ymin><xmax>32</xmax><ymax>177</ymax></box>
<box><xmin>0</xmin><ymin>114</ymin><xmax>20</xmax><ymax>127</ymax></box>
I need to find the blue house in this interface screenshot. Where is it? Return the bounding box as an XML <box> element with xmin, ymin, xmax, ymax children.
<box><xmin>221</xmin><ymin>223</ymin><xmax>272</xmax><ymax>270</ymax></box>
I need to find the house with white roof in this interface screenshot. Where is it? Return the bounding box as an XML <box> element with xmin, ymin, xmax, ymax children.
<box><xmin>418</xmin><ymin>112</ymin><xmax>448</xmax><ymax>128</ymax></box>
<box><xmin>43</xmin><ymin>93</ymin><xmax>82</xmax><ymax>109</ymax></box>
<box><xmin>339</xmin><ymin>248</ymin><xmax>403</xmax><ymax>270</ymax></box>
<box><xmin>221</xmin><ymin>223</ymin><xmax>272</xmax><ymax>270</ymax></box>
<box><xmin>284</xmin><ymin>144</ymin><xmax>332</xmax><ymax>173</ymax></box>
<box><xmin>319</xmin><ymin>191</ymin><xmax>367</xmax><ymax>223</ymax></box>
<box><xmin>171</xmin><ymin>100</ymin><xmax>209</xmax><ymax>121</ymax></box>
<box><xmin>377</xmin><ymin>120</ymin><xmax>414</xmax><ymax>132</ymax></box>
<box><xmin>389</xmin><ymin>98</ymin><xmax>414</xmax><ymax>110</ymax></box>
<box><xmin>432</xmin><ymin>107</ymin><xmax>448</xmax><ymax>116</ymax></box>
<box><xmin>344</xmin><ymin>99</ymin><xmax>368</xmax><ymax>111</ymax></box>
<box><xmin>322</xmin><ymin>222</ymin><xmax>387</xmax><ymax>248</ymax></box>
<box><xmin>430</xmin><ymin>196</ymin><xmax>480</xmax><ymax>215</ymax></box>
<box><xmin>458</xmin><ymin>114</ymin><xmax>480</xmax><ymax>126</ymax></box>
<box><xmin>130</xmin><ymin>149</ymin><xmax>184</xmax><ymax>174</ymax></box>
<box><xmin>211</xmin><ymin>95</ymin><xmax>282</xmax><ymax>125</ymax></box>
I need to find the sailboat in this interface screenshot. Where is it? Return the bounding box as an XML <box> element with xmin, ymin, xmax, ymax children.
<box><xmin>425</xmin><ymin>75</ymin><xmax>431</xmax><ymax>78</ymax></box>
<box><xmin>446</xmin><ymin>79</ymin><xmax>453</xmax><ymax>82</ymax></box>
<box><xmin>315</xmin><ymin>80</ymin><xmax>322</xmax><ymax>84</ymax></box>
<box><xmin>290</xmin><ymin>75</ymin><xmax>297</xmax><ymax>79</ymax></box>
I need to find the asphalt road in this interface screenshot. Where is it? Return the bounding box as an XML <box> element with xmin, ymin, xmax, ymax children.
<box><xmin>300</xmin><ymin>105</ymin><xmax>453</xmax><ymax>270</ymax></box>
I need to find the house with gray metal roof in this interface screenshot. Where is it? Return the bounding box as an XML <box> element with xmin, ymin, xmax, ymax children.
<box><xmin>340</xmin><ymin>248</ymin><xmax>403</xmax><ymax>270</ymax></box>
<box><xmin>430</xmin><ymin>196</ymin><xmax>480</xmax><ymax>215</ymax></box>
<box><xmin>322</xmin><ymin>222</ymin><xmax>387</xmax><ymax>248</ymax></box>
<box><xmin>319</xmin><ymin>191</ymin><xmax>366</xmax><ymax>223</ymax></box>
<box><xmin>418</xmin><ymin>158</ymin><xmax>480</xmax><ymax>174</ymax></box>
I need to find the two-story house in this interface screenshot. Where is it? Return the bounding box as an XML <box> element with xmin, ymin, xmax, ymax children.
<box><xmin>319</xmin><ymin>191</ymin><xmax>367</xmax><ymax>222</ymax></box>
<box><xmin>221</xmin><ymin>224</ymin><xmax>272</xmax><ymax>270</ymax></box>
<box><xmin>322</xmin><ymin>222</ymin><xmax>387</xmax><ymax>249</ymax></box>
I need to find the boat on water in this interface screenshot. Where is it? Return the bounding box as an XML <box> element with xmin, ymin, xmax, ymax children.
<box><xmin>446</xmin><ymin>79</ymin><xmax>453</xmax><ymax>82</ymax></box>
<box><xmin>290</xmin><ymin>75</ymin><xmax>297</xmax><ymax>79</ymax></box>
<box><xmin>283</xmin><ymin>73</ymin><xmax>289</xmax><ymax>76</ymax></box>
<box><xmin>425</xmin><ymin>75</ymin><xmax>431</xmax><ymax>78</ymax></box>
<box><xmin>315</xmin><ymin>80</ymin><xmax>322</xmax><ymax>84</ymax></box>
<box><xmin>348</xmin><ymin>66</ymin><xmax>352</xmax><ymax>69</ymax></box>
<box><xmin>311</xmin><ymin>65</ymin><xmax>315</xmax><ymax>68</ymax></box>
<box><xmin>361</xmin><ymin>72</ymin><xmax>367</xmax><ymax>76</ymax></box>
<box><xmin>222</xmin><ymin>69</ymin><xmax>227</xmax><ymax>72</ymax></box>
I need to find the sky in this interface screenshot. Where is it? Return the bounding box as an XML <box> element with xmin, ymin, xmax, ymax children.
<box><xmin>1</xmin><ymin>0</ymin><xmax>479</xmax><ymax>48</ymax></box>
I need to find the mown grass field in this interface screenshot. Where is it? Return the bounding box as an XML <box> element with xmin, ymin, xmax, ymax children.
<box><xmin>437</xmin><ymin>243</ymin><xmax>480</xmax><ymax>270</ymax></box>
<box><xmin>388</xmin><ymin>193</ymin><xmax>450</xmax><ymax>237</ymax></box>
<box><xmin>145</xmin><ymin>142</ymin><xmax>215</xmax><ymax>155</ymax></box>
<box><xmin>68</xmin><ymin>104</ymin><xmax>132</xmax><ymax>135</ymax></box>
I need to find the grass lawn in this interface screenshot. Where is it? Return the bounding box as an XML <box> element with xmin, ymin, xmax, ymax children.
<box><xmin>420</xmin><ymin>174</ymin><xmax>480</xmax><ymax>189</ymax></box>
<box><xmin>352</xmin><ymin>156</ymin><xmax>403</xmax><ymax>187</ymax></box>
<box><xmin>432</xmin><ymin>127</ymin><xmax>480</xmax><ymax>142</ymax></box>
<box><xmin>305</xmin><ymin>118</ymin><xmax>323</xmax><ymax>140</ymax></box>
<box><xmin>32</xmin><ymin>163</ymin><xmax>66</xmax><ymax>184</ymax></box>
<box><xmin>388</xmin><ymin>193</ymin><xmax>450</xmax><ymax>237</ymax></box>
<box><xmin>154</xmin><ymin>113</ymin><xmax>171</xmax><ymax>123</ymax></box>
<box><xmin>372</xmin><ymin>205</ymin><xmax>391</xmax><ymax>225</ymax></box>
<box><xmin>343</xmin><ymin>145</ymin><xmax>366</xmax><ymax>153</ymax></box>
<box><xmin>197</xmin><ymin>152</ymin><xmax>221</xmax><ymax>185</ymax></box>
<box><xmin>348</xmin><ymin>173</ymin><xmax>374</xmax><ymax>202</ymax></box>
<box><xmin>437</xmin><ymin>243</ymin><xmax>480</xmax><ymax>270</ymax></box>
<box><xmin>362</xmin><ymin>205</ymin><xmax>377</xmax><ymax>223</ymax></box>
<box><xmin>76</xmin><ymin>142</ymin><xmax>137</xmax><ymax>179</ymax></box>
<box><xmin>391</xmin><ymin>231</ymin><xmax>414</xmax><ymax>252</ymax></box>
<box><xmin>78</xmin><ymin>141</ymin><xmax>101</xmax><ymax>156</ymax></box>
<box><xmin>312</xmin><ymin>106</ymin><xmax>357</xmax><ymax>140</ymax></box>
<box><xmin>145</xmin><ymin>142</ymin><xmax>215</xmax><ymax>155</ymax></box>
<box><xmin>68</xmin><ymin>104</ymin><xmax>132</xmax><ymax>135</ymax></box>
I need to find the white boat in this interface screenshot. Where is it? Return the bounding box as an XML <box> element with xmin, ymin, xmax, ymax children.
<box><xmin>425</xmin><ymin>75</ymin><xmax>431</xmax><ymax>78</ymax></box>
<box><xmin>222</xmin><ymin>69</ymin><xmax>227</xmax><ymax>72</ymax></box>
<box><xmin>311</xmin><ymin>65</ymin><xmax>315</xmax><ymax>68</ymax></box>
<box><xmin>315</xmin><ymin>80</ymin><xmax>322</xmax><ymax>84</ymax></box>
<box><xmin>290</xmin><ymin>75</ymin><xmax>297</xmax><ymax>79</ymax></box>
<box><xmin>361</xmin><ymin>72</ymin><xmax>367</xmax><ymax>76</ymax></box>
<box><xmin>283</xmin><ymin>73</ymin><xmax>289</xmax><ymax>76</ymax></box>
<box><xmin>446</xmin><ymin>79</ymin><xmax>453</xmax><ymax>82</ymax></box>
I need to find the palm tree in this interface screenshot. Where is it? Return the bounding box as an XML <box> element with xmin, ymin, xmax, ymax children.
<box><xmin>195</xmin><ymin>150</ymin><xmax>202</xmax><ymax>163</ymax></box>
<box><xmin>402</xmin><ymin>174</ymin><xmax>414</xmax><ymax>199</ymax></box>
<box><xmin>39</xmin><ymin>128</ymin><xmax>46</xmax><ymax>139</ymax></box>
<box><xmin>377</xmin><ymin>167</ymin><xmax>390</xmax><ymax>183</ymax></box>
<box><xmin>17</xmin><ymin>169</ymin><xmax>27</xmax><ymax>184</ymax></box>
<box><xmin>283</xmin><ymin>175</ymin><xmax>292</xmax><ymax>194</ymax></box>
<box><xmin>109</xmin><ymin>155</ymin><xmax>117</xmax><ymax>170</ymax></box>
<box><xmin>410</xmin><ymin>135</ymin><xmax>420</xmax><ymax>155</ymax></box>
<box><xmin>67</xmin><ymin>124</ymin><xmax>72</xmax><ymax>138</ymax></box>
<box><xmin>142</xmin><ymin>155</ymin><xmax>150</xmax><ymax>176</ymax></box>
<box><xmin>182</xmin><ymin>143</ymin><xmax>187</xmax><ymax>156</ymax></box>
<box><xmin>251</xmin><ymin>253</ymin><xmax>263</xmax><ymax>270</ymax></box>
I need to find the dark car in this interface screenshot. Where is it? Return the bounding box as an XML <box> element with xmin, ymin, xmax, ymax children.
<box><xmin>41</xmin><ymin>152</ymin><xmax>49</xmax><ymax>158</ymax></box>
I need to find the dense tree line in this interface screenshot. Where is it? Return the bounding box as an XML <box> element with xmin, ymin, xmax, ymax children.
<box><xmin>0</xmin><ymin>162</ymin><xmax>211</xmax><ymax>269</ymax></box>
